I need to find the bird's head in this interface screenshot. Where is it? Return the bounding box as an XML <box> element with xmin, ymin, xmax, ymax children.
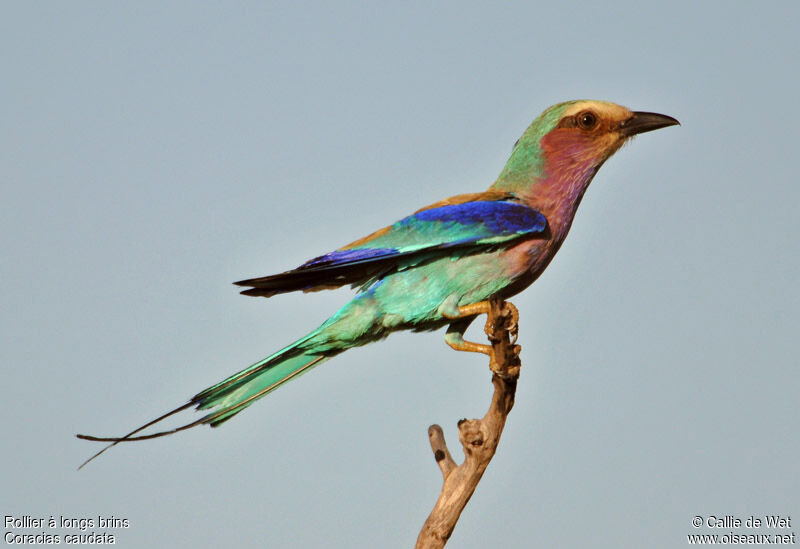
<box><xmin>494</xmin><ymin>100</ymin><xmax>679</xmax><ymax>194</ymax></box>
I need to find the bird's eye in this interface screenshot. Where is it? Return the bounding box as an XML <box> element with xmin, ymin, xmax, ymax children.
<box><xmin>577</xmin><ymin>111</ymin><xmax>598</xmax><ymax>130</ymax></box>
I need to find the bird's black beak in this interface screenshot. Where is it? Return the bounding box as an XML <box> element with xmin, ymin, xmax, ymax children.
<box><xmin>619</xmin><ymin>111</ymin><xmax>680</xmax><ymax>136</ymax></box>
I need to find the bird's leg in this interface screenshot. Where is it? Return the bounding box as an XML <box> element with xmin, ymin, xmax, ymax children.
<box><xmin>443</xmin><ymin>299</ymin><xmax>519</xmax><ymax>342</ymax></box>
<box><xmin>445</xmin><ymin>318</ymin><xmax>491</xmax><ymax>356</ymax></box>
<box><xmin>443</xmin><ymin>299</ymin><xmax>521</xmax><ymax>373</ymax></box>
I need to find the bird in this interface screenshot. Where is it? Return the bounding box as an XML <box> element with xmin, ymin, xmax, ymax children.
<box><xmin>77</xmin><ymin>100</ymin><xmax>679</xmax><ymax>467</ymax></box>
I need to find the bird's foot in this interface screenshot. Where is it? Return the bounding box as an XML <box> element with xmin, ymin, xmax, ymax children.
<box><xmin>495</xmin><ymin>301</ymin><xmax>519</xmax><ymax>345</ymax></box>
<box><xmin>444</xmin><ymin>329</ymin><xmax>493</xmax><ymax>358</ymax></box>
<box><xmin>444</xmin><ymin>299</ymin><xmax>521</xmax><ymax>376</ymax></box>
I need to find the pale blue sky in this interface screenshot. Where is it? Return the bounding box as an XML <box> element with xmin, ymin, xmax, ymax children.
<box><xmin>2</xmin><ymin>2</ymin><xmax>798</xmax><ymax>548</ymax></box>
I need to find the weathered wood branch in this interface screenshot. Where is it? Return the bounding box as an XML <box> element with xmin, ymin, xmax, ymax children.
<box><xmin>415</xmin><ymin>298</ymin><xmax>522</xmax><ymax>549</ymax></box>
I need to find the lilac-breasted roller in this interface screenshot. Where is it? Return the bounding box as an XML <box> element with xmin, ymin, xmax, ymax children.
<box><xmin>78</xmin><ymin>100</ymin><xmax>678</xmax><ymax>466</ymax></box>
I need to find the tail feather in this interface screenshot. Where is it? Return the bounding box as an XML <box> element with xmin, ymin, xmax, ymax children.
<box><xmin>199</xmin><ymin>351</ymin><xmax>331</xmax><ymax>426</ymax></box>
<box><xmin>77</xmin><ymin>336</ymin><xmax>334</xmax><ymax>469</ymax></box>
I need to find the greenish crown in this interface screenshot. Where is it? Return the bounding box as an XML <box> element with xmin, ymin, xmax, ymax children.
<box><xmin>491</xmin><ymin>100</ymin><xmax>579</xmax><ymax>192</ymax></box>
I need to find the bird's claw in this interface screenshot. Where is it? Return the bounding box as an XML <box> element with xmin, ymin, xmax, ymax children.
<box><xmin>483</xmin><ymin>301</ymin><xmax>518</xmax><ymax>342</ymax></box>
<box><xmin>501</xmin><ymin>302</ymin><xmax>519</xmax><ymax>342</ymax></box>
<box><xmin>445</xmin><ymin>299</ymin><xmax>521</xmax><ymax>377</ymax></box>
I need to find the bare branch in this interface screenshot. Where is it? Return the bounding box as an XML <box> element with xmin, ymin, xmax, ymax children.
<box><xmin>416</xmin><ymin>298</ymin><xmax>522</xmax><ymax>549</ymax></box>
<box><xmin>428</xmin><ymin>424</ymin><xmax>457</xmax><ymax>479</ymax></box>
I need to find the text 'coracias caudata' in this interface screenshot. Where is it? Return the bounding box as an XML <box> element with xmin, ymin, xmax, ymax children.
<box><xmin>78</xmin><ymin>100</ymin><xmax>679</xmax><ymax>467</ymax></box>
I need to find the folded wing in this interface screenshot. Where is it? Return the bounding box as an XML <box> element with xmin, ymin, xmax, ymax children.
<box><xmin>234</xmin><ymin>196</ymin><xmax>548</xmax><ymax>297</ymax></box>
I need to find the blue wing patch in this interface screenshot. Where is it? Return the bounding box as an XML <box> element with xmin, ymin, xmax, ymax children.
<box><xmin>302</xmin><ymin>248</ymin><xmax>397</xmax><ymax>268</ymax></box>
<box><xmin>405</xmin><ymin>201</ymin><xmax>547</xmax><ymax>235</ymax></box>
<box><xmin>347</xmin><ymin>200</ymin><xmax>547</xmax><ymax>254</ymax></box>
